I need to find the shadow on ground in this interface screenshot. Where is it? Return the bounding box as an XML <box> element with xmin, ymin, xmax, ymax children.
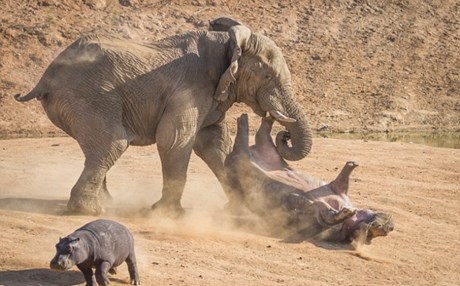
<box><xmin>0</xmin><ymin>268</ymin><xmax>84</xmax><ymax>286</ymax></box>
<box><xmin>0</xmin><ymin>197</ymin><xmax>149</xmax><ymax>218</ymax></box>
<box><xmin>0</xmin><ymin>198</ymin><xmax>69</xmax><ymax>215</ymax></box>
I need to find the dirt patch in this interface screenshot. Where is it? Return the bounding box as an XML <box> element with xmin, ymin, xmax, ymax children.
<box><xmin>0</xmin><ymin>136</ymin><xmax>459</xmax><ymax>285</ymax></box>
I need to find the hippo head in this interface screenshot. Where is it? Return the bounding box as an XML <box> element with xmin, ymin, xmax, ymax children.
<box><xmin>50</xmin><ymin>236</ymin><xmax>82</xmax><ymax>271</ymax></box>
<box><xmin>342</xmin><ymin>209</ymin><xmax>394</xmax><ymax>244</ymax></box>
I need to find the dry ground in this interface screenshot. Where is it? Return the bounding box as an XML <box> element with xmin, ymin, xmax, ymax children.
<box><xmin>0</xmin><ymin>136</ymin><xmax>459</xmax><ymax>285</ymax></box>
<box><xmin>1</xmin><ymin>1</ymin><xmax>459</xmax><ymax>285</ymax></box>
<box><xmin>1</xmin><ymin>0</ymin><xmax>459</xmax><ymax>136</ymax></box>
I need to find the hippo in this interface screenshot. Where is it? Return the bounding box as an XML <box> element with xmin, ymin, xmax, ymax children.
<box><xmin>50</xmin><ymin>219</ymin><xmax>140</xmax><ymax>286</ymax></box>
<box><xmin>224</xmin><ymin>114</ymin><xmax>394</xmax><ymax>244</ymax></box>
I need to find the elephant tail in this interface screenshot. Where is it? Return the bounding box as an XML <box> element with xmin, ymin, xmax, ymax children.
<box><xmin>14</xmin><ymin>86</ymin><xmax>47</xmax><ymax>102</ymax></box>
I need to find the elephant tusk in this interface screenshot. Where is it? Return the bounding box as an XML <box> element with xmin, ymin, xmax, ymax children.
<box><xmin>269</xmin><ymin>110</ymin><xmax>296</xmax><ymax>123</ymax></box>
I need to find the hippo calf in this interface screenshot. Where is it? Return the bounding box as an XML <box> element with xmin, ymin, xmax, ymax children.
<box><xmin>50</xmin><ymin>219</ymin><xmax>140</xmax><ymax>286</ymax></box>
<box><xmin>225</xmin><ymin>114</ymin><xmax>394</xmax><ymax>244</ymax></box>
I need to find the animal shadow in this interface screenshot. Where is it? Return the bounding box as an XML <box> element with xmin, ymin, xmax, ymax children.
<box><xmin>0</xmin><ymin>198</ymin><xmax>69</xmax><ymax>215</ymax></box>
<box><xmin>0</xmin><ymin>268</ymin><xmax>84</xmax><ymax>286</ymax></box>
<box><xmin>282</xmin><ymin>226</ymin><xmax>356</xmax><ymax>251</ymax></box>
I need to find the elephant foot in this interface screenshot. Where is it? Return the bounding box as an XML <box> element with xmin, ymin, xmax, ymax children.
<box><xmin>224</xmin><ymin>198</ymin><xmax>249</xmax><ymax>216</ymax></box>
<box><xmin>67</xmin><ymin>194</ymin><xmax>103</xmax><ymax>215</ymax></box>
<box><xmin>151</xmin><ymin>199</ymin><xmax>185</xmax><ymax>219</ymax></box>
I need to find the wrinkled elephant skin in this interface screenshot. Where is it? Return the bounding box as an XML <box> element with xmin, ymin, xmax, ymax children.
<box><xmin>14</xmin><ymin>17</ymin><xmax>313</xmax><ymax>216</ymax></box>
<box><xmin>225</xmin><ymin>114</ymin><xmax>394</xmax><ymax>244</ymax></box>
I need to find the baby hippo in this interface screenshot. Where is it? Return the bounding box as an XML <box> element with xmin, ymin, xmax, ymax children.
<box><xmin>225</xmin><ymin>114</ymin><xmax>394</xmax><ymax>244</ymax></box>
<box><xmin>50</xmin><ymin>219</ymin><xmax>140</xmax><ymax>286</ymax></box>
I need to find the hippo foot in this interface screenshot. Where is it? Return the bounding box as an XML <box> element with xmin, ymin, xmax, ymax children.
<box><xmin>151</xmin><ymin>199</ymin><xmax>185</xmax><ymax>219</ymax></box>
<box><xmin>336</xmin><ymin>207</ymin><xmax>357</xmax><ymax>222</ymax></box>
<box><xmin>131</xmin><ymin>279</ymin><xmax>141</xmax><ymax>285</ymax></box>
<box><xmin>67</xmin><ymin>195</ymin><xmax>103</xmax><ymax>215</ymax></box>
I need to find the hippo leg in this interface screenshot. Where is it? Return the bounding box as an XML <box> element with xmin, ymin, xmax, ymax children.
<box><xmin>95</xmin><ymin>261</ymin><xmax>111</xmax><ymax>286</ymax></box>
<box><xmin>315</xmin><ymin>201</ymin><xmax>356</xmax><ymax>226</ymax></box>
<box><xmin>335</xmin><ymin>207</ymin><xmax>357</xmax><ymax>222</ymax></box>
<box><xmin>108</xmin><ymin>266</ymin><xmax>117</xmax><ymax>275</ymax></box>
<box><xmin>126</xmin><ymin>253</ymin><xmax>140</xmax><ymax>285</ymax></box>
<box><xmin>77</xmin><ymin>264</ymin><xmax>95</xmax><ymax>286</ymax></box>
<box><xmin>223</xmin><ymin>113</ymin><xmax>252</xmax><ymax>213</ymax></box>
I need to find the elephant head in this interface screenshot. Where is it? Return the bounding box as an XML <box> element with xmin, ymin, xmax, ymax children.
<box><xmin>210</xmin><ymin>17</ymin><xmax>312</xmax><ymax>161</ymax></box>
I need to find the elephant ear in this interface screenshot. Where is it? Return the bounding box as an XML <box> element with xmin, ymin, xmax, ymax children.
<box><xmin>213</xmin><ymin>24</ymin><xmax>252</xmax><ymax>102</ymax></box>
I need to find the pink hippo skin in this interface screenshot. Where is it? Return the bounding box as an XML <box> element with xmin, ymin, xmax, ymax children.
<box><xmin>224</xmin><ymin>114</ymin><xmax>394</xmax><ymax>244</ymax></box>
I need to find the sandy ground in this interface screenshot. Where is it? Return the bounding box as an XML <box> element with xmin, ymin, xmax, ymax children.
<box><xmin>1</xmin><ymin>0</ymin><xmax>459</xmax><ymax>136</ymax></box>
<box><xmin>1</xmin><ymin>1</ymin><xmax>459</xmax><ymax>285</ymax></box>
<box><xmin>0</xmin><ymin>136</ymin><xmax>459</xmax><ymax>286</ymax></box>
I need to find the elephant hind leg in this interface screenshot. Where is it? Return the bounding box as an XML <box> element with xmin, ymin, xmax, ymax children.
<box><xmin>68</xmin><ymin>136</ymin><xmax>129</xmax><ymax>215</ymax></box>
<box><xmin>99</xmin><ymin>177</ymin><xmax>113</xmax><ymax>203</ymax></box>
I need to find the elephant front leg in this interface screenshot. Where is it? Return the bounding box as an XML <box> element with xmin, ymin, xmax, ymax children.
<box><xmin>193</xmin><ymin>121</ymin><xmax>242</xmax><ymax>211</ymax></box>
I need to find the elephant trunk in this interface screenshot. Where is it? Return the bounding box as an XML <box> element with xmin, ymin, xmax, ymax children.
<box><xmin>259</xmin><ymin>87</ymin><xmax>313</xmax><ymax>161</ymax></box>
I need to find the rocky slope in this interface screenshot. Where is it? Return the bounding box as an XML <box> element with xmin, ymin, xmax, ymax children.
<box><xmin>1</xmin><ymin>0</ymin><xmax>459</xmax><ymax>137</ymax></box>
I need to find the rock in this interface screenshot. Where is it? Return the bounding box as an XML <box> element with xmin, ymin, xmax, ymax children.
<box><xmin>83</xmin><ymin>0</ymin><xmax>106</xmax><ymax>10</ymax></box>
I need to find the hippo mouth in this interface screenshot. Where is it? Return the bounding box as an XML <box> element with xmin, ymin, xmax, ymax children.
<box><xmin>50</xmin><ymin>263</ymin><xmax>72</xmax><ymax>271</ymax></box>
<box><xmin>349</xmin><ymin>211</ymin><xmax>394</xmax><ymax>244</ymax></box>
<box><xmin>50</xmin><ymin>255</ymin><xmax>74</xmax><ymax>271</ymax></box>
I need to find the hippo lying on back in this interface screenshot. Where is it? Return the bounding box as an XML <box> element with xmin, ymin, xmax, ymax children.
<box><xmin>225</xmin><ymin>114</ymin><xmax>394</xmax><ymax>244</ymax></box>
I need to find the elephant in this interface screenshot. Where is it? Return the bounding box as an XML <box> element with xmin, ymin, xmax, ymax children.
<box><xmin>14</xmin><ymin>17</ymin><xmax>313</xmax><ymax>216</ymax></box>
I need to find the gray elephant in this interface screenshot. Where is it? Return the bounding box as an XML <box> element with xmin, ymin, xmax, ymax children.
<box><xmin>14</xmin><ymin>17</ymin><xmax>312</xmax><ymax>216</ymax></box>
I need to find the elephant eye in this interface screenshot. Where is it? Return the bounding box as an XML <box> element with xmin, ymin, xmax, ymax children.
<box><xmin>265</xmin><ymin>74</ymin><xmax>272</xmax><ymax>80</ymax></box>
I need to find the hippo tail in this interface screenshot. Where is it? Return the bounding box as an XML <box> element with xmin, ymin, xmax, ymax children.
<box><xmin>330</xmin><ymin>161</ymin><xmax>359</xmax><ymax>195</ymax></box>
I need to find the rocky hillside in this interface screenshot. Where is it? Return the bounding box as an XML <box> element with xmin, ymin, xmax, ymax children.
<box><xmin>1</xmin><ymin>0</ymin><xmax>459</xmax><ymax>137</ymax></box>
